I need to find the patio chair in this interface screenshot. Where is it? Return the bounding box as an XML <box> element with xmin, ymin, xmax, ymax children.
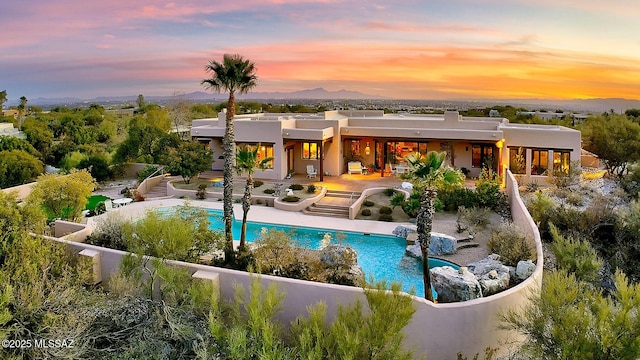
<box><xmin>306</xmin><ymin>165</ymin><xmax>317</xmax><ymax>178</ymax></box>
<box><xmin>348</xmin><ymin>161</ymin><xmax>364</xmax><ymax>175</ymax></box>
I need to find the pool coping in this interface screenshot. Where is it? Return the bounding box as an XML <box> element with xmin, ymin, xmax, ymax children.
<box><xmin>92</xmin><ymin>198</ymin><xmax>409</xmax><ymax>239</ymax></box>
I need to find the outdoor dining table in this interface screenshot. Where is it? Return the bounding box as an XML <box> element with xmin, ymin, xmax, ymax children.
<box><xmin>113</xmin><ymin>197</ymin><xmax>133</xmax><ymax>207</ymax></box>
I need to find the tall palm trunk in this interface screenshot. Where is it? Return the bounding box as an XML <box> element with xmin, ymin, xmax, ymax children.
<box><xmin>417</xmin><ymin>187</ymin><xmax>436</xmax><ymax>301</ymax></box>
<box><xmin>239</xmin><ymin>175</ymin><xmax>252</xmax><ymax>250</ymax></box>
<box><xmin>223</xmin><ymin>92</ymin><xmax>236</xmax><ymax>254</ymax></box>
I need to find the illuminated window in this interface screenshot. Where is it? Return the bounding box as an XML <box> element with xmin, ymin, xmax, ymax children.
<box><xmin>508</xmin><ymin>147</ymin><xmax>526</xmax><ymax>174</ymax></box>
<box><xmin>472</xmin><ymin>144</ymin><xmax>494</xmax><ymax>168</ymax></box>
<box><xmin>302</xmin><ymin>142</ymin><xmax>319</xmax><ymax>160</ymax></box>
<box><xmin>531</xmin><ymin>149</ymin><xmax>548</xmax><ymax>175</ymax></box>
<box><xmin>237</xmin><ymin>143</ymin><xmax>274</xmax><ymax>169</ymax></box>
<box><xmin>553</xmin><ymin>150</ymin><xmax>571</xmax><ymax>173</ymax></box>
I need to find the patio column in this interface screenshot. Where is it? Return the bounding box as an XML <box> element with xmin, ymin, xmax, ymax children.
<box><xmin>319</xmin><ymin>140</ymin><xmax>324</xmax><ymax>182</ymax></box>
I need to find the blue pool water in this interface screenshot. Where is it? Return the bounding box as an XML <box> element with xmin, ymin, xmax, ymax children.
<box><xmin>195</xmin><ymin>208</ymin><xmax>459</xmax><ymax>295</ymax></box>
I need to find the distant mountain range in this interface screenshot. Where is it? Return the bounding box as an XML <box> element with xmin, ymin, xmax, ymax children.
<box><xmin>6</xmin><ymin>88</ymin><xmax>640</xmax><ymax>113</ymax></box>
<box><xmin>7</xmin><ymin>88</ymin><xmax>388</xmax><ymax>107</ymax></box>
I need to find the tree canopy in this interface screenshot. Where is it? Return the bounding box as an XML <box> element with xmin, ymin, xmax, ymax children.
<box><xmin>27</xmin><ymin>169</ymin><xmax>96</xmax><ymax>221</ymax></box>
<box><xmin>582</xmin><ymin>114</ymin><xmax>640</xmax><ymax>177</ymax></box>
<box><xmin>165</xmin><ymin>140</ymin><xmax>213</xmax><ymax>184</ymax></box>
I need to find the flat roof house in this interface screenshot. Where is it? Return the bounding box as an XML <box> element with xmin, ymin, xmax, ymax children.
<box><xmin>190</xmin><ymin>110</ymin><xmax>581</xmax><ymax>183</ymax></box>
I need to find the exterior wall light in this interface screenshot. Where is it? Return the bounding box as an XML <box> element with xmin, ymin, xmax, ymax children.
<box><xmin>365</xmin><ymin>142</ymin><xmax>371</xmax><ymax>155</ymax></box>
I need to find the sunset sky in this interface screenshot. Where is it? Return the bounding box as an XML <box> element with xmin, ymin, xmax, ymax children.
<box><xmin>1</xmin><ymin>0</ymin><xmax>639</xmax><ymax>101</ymax></box>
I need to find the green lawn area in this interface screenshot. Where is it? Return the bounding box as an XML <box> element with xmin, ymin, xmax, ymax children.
<box><xmin>86</xmin><ymin>195</ymin><xmax>112</xmax><ymax>211</ymax></box>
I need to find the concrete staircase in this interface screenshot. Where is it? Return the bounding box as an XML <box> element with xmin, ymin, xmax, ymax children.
<box><xmin>303</xmin><ymin>189</ymin><xmax>362</xmax><ymax>218</ymax></box>
<box><xmin>143</xmin><ymin>175</ymin><xmax>172</xmax><ymax>199</ymax></box>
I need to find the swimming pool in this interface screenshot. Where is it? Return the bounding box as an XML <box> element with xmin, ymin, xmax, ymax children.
<box><xmin>200</xmin><ymin>208</ymin><xmax>459</xmax><ymax>295</ymax></box>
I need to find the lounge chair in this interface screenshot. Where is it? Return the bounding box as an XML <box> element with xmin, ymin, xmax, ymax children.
<box><xmin>306</xmin><ymin>165</ymin><xmax>317</xmax><ymax>178</ymax></box>
<box><xmin>348</xmin><ymin>161</ymin><xmax>364</xmax><ymax>175</ymax></box>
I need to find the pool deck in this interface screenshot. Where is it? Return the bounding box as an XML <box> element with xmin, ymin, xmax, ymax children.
<box><xmin>97</xmin><ymin>198</ymin><xmax>406</xmax><ymax>237</ymax></box>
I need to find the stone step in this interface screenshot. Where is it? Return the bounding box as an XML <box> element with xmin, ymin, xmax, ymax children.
<box><xmin>310</xmin><ymin>203</ymin><xmax>350</xmax><ymax>211</ymax></box>
<box><xmin>302</xmin><ymin>208</ymin><xmax>350</xmax><ymax>218</ymax></box>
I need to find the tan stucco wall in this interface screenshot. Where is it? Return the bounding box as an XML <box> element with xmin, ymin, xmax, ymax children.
<box><xmin>53</xmin><ymin>184</ymin><xmax>542</xmax><ymax>358</ymax></box>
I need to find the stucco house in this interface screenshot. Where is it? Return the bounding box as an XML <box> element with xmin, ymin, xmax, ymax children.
<box><xmin>190</xmin><ymin>110</ymin><xmax>581</xmax><ymax>183</ymax></box>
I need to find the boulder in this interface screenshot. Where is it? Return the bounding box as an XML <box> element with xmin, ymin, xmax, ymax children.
<box><xmin>405</xmin><ymin>232</ymin><xmax>457</xmax><ymax>258</ymax></box>
<box><xmin>515</xmin><ymin>260</ymin><xmax>536</xmax><ymax>281</ymax></box>
<box><xmin>429</xmin><ymin>232</ymin><xmax>457</xmax><ymax>255</ymax></box>
<box><xmin>393</xmin><ymin>225</ymin><xmax>417</xmax><ymax>239</ymax></box>
<box><xmin>430</xmin><ymin>266</ymin><xmax>482</xmax><ymax>303</ymax></box>
<box><xmin>467</xmin><ymin>255</ymin><xmax>510</xmax><ymax>296</ymax></box>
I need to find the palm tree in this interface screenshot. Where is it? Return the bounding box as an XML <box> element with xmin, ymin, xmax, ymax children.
<box><xmin>402</xmin><ymin>151</ymin><xmax>465</xmax><ymax>301</ymax></box>
<box><xmin>201</xmin><ymin>54</ymin><xmax>258</xmax><ymax>255</ymax></box>
<box><xmin>235</xmin><ymin>144</ymin><xmax>273</xmax><ymax>250</ymax></box>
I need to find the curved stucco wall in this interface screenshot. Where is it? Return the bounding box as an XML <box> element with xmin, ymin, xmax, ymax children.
<box><xmin>49</xmin><ymin>175</ymin><xmax>542</xmax><ymax>358</ymax></box>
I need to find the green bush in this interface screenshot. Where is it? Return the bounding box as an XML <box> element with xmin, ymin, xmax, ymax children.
<box><xmin>307</xmin><ymin>184</ymin><xmax>316</xmax><ymax>193</ymax></box>
<box><xmin>549</xmin><ymin>224</ymin><xmax>602</xmax><ymax>284</ymax></box>
<box><xmin>379</xmin><ymin>206</ymin><xmax>393</xmax><ymax>214</ymax></box>
<box><xmin>383</xmin><ymin>188</ymin><xmax>397</xmax><ymax>196</ymax></box>
<box><xmin>487</xmin><ymin>223</ymin><xmax>534</xmax><ymax>266</ymax></box>
<box><xmin>290</xmin><ymin>183</ymin><xmax>304</xmax><ymax>190</ymax></box>
<box><xmin>378</xmin><ymin>214</ymin><xmax>394</xmax><ymax>222</ymax></box>
<box><xmin>263</xmin><ymin>188</ymin><xmax>276</xmax><ymax>194</ymax></box>
<box><xmin>363</xmin><ymin>200</ymin><xmax>375</xmax><ymax>207</ymax></box>
<box><xmin>282</xmin><ymin>195</ymin><xmax>300</xmax><ymax>202</ymax></box>
<box><xmin>526</xmin><ymin>191</ymin><xmax>557</xmax><ymax>240</ymax></box>
<box><xmin>456</xmin><ymin>206</ymin><xmax>491</xmax><ymax>234</ymax></box>
<box><xmin>136</xmin><ymin>164</ymin><xmax>159</xmax><ymax>182</ymax></box>
<box><xmin>253</xmin><ymin>180</ymin><xmax>264</xmax><ymax>188</ymax></box>
<box><xmin>361</xmin><ymin>209</ymin><xmax>372</xmax><ymax>216</ymax></box>
<box><xmin>438</xmin><ymin>187</ymin><xmax>477</xmax><ymax>211</ymax></box>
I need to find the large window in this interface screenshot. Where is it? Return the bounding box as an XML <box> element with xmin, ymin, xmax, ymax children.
<box><xmin>472</xmin><ymin>144</ymin><xmax>495</xmax><ymax>168</ymax></box>
<box><xmin>238</xmin><ymin>143</ymin><xmax>274</xmax><ymax>169</ymax></box>
<box><xmin>508</xmin><ymin>147</ymin><xmax>526</xmax><ymax>174</ymax></box>
<box><xmin>553</xmin><ymin>150</ymin><xmax>571</xmax><ymax>174</ymax></box>
<box><xmin>302</xmin><ymin>142</ymin><xmax>319</xmax><ymax>160</ymax></box>
<box><xmin>531</xmin><ymin>149</ymin><xmax>548</xmax><ymax>175</ymax></box>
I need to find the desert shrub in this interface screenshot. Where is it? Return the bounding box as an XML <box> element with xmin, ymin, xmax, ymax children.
<box><xmin>263</xmin><ymin>188</ymin><xmax>276</xmax><ymax>194</ymax></box>
<box><xmin>291</xmin><ymin>281</ymin><xmax>416</xmax><ymax>360</ymax></box>
<box><xmin>196</xmin><ymin>184</ymin><xmax>207</xmax><ymax>200</ymax></box>
<box><xmin>549</xmin><ymin>224</ymin><xmax>602</xmax><ymax>285</ymax></box>
<box><xmin>282</xmin><ymin>195</ymin><xmax>300</xmax><ymax>202</ymax></box>
<box><xmin>550</xmin><ymin>205</ymin><xmax>585</xmax><ymax>237</ymax></box>
<box><xmin>361</xmin><ymin>209</ymin><xmax>372</xmax><ymax>216</ymax></box>
<box><xmin>290</xmin><ymin>183</ymin><xmax>304</xmax><ymax>190</ymax></box>
<box><xmin>85</xmin><ymin>213</ymin><xmax>128</xmax><ymax>250</ymax></box>
<box><xmin>253</xmin><ymin>180</ymin><xmax>264</xmax><ymax>188</ymax></box>
<box><xmin>438</xmin><ymin>187</ymin><xmax>477</xmax><ymax>211</ymax></box>
<box><xmin>378</xmin><ymin>214</ymin><xmax>393</xmax><ymax>222</ymax></box>
<box><xmin>251</xmin><ymin>229</ymin><xmax>311</xmax><ymax>280</ymax></box>
<box><xmin>363</xmin><ymin>200</ymin><xmax>375</xmax><ymax>207</ymax></box>
<box><xmin>390</xmin><ymin>192</ymin><xmax>406</xmax><ymax>209</ymax></box>
<box><xmin>620</xmin><ymin>163</ymin><xmax>640</xmax><ymax>199</ymax></box>
<box><xmin>548</xmin><ymin>161</ymin><xmax>581</xmax><ymax>189</ymax></box>
<box><xmin>487</xmin><ymin>223</ymin><xmax>534</xmax><ymax>266</ymax></box>
<box><xmin>502</xmin><ymin>270</ymin><xmax>640</xmax><ymax>360</ymax></box>
<box><xmin>475</xmin><ymin>181</ymin><xmax>502</xmax><ymax>209</ymax></box>
<box><xmin>307</xmin><ymin>184</ymin><xmax>316</xmax><ymax>193</ymax></box>
<box><xmin>526</xmin><ymin>191</ymin><xmax>557</xmax><ymax>240</ymax></box>
<box><xmin>525</xmin><ymin>182</ymin><xmax>539</xmax><ymax>192</ymax></box>
<box><xmin>383</xmin><ymin>188</ymin><xmax>396</xmax><ymax>196</ymax></box>
<box><xmin>456</xmin><ymin>206</ymin><xmax>491</xmax><ymax>234</ymax></box>
<box><xmin>565</xmin><ymin>191</ymin><xmax>584</xmax><ymax>207</ymax></box>
<box><xmin>379</xmin><ymin>206</ymin><xmax>393</xmax><ymax>214</ymax></box>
